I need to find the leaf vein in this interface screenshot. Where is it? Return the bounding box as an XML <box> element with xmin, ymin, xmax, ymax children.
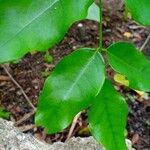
<box><xmin>63</xmin><ymin>52</ymin><xmax>96</xmax><ymax>100</ymax></box>
<box><xmin>0</xmin><ymin>0</ymin><xmax>59</xmax><ymax>49</ymax></box>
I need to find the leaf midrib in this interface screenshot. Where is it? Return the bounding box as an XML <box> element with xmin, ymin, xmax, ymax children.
<box><xmin>103</xmin><ymin>96</ymin><xmax>119</xmax><ymax>150</ymax></box>
<box><xmin>63</xmin><ymin>52</ymin><xmax>97</xmax><ymax>100</ymax></box>
<box><xmin>0</xmin><ymin>0</ymin><xmax>59</xmax><ymax>48</ymax></box>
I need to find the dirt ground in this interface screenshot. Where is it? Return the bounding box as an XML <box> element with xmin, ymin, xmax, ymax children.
<box><xmin>0</xmin><ymin>9</ymin><xmax>150</xmax><ymax>150</ymax></box>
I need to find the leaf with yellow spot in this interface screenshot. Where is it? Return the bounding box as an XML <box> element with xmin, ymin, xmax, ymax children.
<box><xmin>114</xmin><ymin>73</ymin><xmax>129</xmax><ymax>87</ymax></box>
<box><xmin>114</xmin><ymin>73</ymin><xmax>147</xmax><ymax>99</ymax></box>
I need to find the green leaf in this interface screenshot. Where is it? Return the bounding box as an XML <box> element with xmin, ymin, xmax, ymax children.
<box><xmin>44</xmin><ymin>51</ymin><xmax>53</xmax><ymax>64</ymax></box>
<box><xmin>0</xmin><ymin>0</ymin><xmax>94</xmax><ymax>63</ymax></box>
<box><xmin>87</xmin><ymin>3</ymin><xmax>99</xmax><ymax>22</ymax></box>
<box><xmin>0</xmin><ymin>106</ymin><xmax>10</xmax><ymax>119</ymax></box>
<box><xmin>35</xmin><ymin>48</ymin><xmax>105</xmax><ymax>133</ymax></box>
<box><xmin>107</xmin><ymin>42</ymin><xmax>150</xmax><ymax>92</ymax></box>
<box><xmin>88</xmin><ymin>79</ymin><xmax>128</xmax><ymax>150</ymax></box>
<box><xmin>125</xmin><ymin>0</ymin><xmax>150</xmax><ymax>26</ymax></box>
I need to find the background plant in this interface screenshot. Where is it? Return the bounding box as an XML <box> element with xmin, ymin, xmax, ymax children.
<box><xmin>0</xmin><ymin>0</ymin><xmax>150</xmax><ymax>150</ymax></box>
<box><xmin>0</xmin><ymin>106</ymin><xmax>10</xmax><ymax>119</ymax></box>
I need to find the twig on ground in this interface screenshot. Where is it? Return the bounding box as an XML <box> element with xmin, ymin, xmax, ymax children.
<box><xmin>140</xmin><ymin>33</ymin><xmax>150</xmax><ymax>51</ymax></box>
<box><xmin>1</xmin><ymin>64</ymin><xmax>36</xmax><ymax>110</ymax></box>
<box><xmin>66</xmin><ymin>112</ymin><xmax>81</xmax><ymax>141</ymax></box>
<box><xmin>18</xmin><ymin>124</ymin><xmax>35</xmax><ymax>132</ymax></box>
<box><xmin>0</xmin><ymin>75</ymin><xmax>10</xmax><ymax>81</ymax></box>
<box><xmin>15</xmin><ymin>110</ymin><xmax>35</xmax><ymax>126</ymax></box>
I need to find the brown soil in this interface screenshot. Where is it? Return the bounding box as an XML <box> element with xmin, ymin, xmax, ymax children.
<box><xmin>0</xmin><ymin>10</ymin><xmax>150</xmax><ymax>150</ymax></box>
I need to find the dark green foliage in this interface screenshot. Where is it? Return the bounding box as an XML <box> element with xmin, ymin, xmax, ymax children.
<box><xmin>125</xmin><ymin>0</ymin><xmax>150</xmax><ymax>26</ymax></box>
<box><xmin>0</xmin><ymin>0</ymin><xmax>93</xmax><ymax>63</ymax></box>
<box><xmin>0</xmin><ymin>1</ymin><xmax>150</xmax><ymax>150</ymax></box>
<box><xmin>88</xmin><ymin>80</ymin><xmax>128</xmax><ymax>150</ymax></box>
<box><xmin>108</xmin><ymin>42</ymin><xmax>150</xmax><ymax>91</ymax></box>
<box><xmin>35</xmin><ymin>48</ymin><xmax>105</xmax><ymax>133</ymax></box>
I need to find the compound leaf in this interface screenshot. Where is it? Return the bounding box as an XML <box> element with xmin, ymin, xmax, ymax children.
<box><xmin>35</xmin><ymin>48</ymin><xmax>105</xmax><ymax>133</ymax></box>
<box><xmin>125</xmin><ymin>0</ymin><xmax>150</xmax><ymax>26</ymax></box>
<box><xmin>0</xmin><ymin>0</ymin><xmax>94</xmax><ymax>63</ymax></box>
<box><xmin>88</xmin><ymin>79</ymin><xmax>128</xmax><ymax>150</ymax></box>
<box><xmin>108</xmin><ymin>42</ymin><xmax>150</xmax><ymax>92</ymax></box>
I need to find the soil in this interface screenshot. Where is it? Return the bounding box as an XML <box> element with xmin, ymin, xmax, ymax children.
<box><xmin>0</xmin><ymin>9</ymin><xmax>150</xmax><ymax>150</ymax></box>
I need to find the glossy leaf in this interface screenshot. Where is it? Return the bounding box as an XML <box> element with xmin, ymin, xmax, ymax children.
<box><xmin>0</xmin><ymin>0</ymin><xmax>94</xmax><ymax>63</ymax></box>
<box><xmin>88</xmin><ymin>80</ymin><xmax>128</xmax><ymax>150</ymax></box>
<box><xmin>87</xmin><ymin>3</ymin><xmax>99</xmax><ymax>22</ymax></box>
<box><xmin>125</xmin><ymin>0</ymin><xmax>150</xmax><ymax>26</ymax></box>
<box><xmin>35</xmin><ymin>48</ymin><xmax>105</xmax><ymax>133</ymax></box>
<box><xmin>108</xmin><ymin>42</ymin><xmax>150</xmax><ymax>92</ymax></box>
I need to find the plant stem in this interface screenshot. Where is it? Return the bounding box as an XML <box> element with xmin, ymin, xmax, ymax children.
<box><xmin>98</xmin><ymin>0</ymin><xmax>103</xmax><ymax>51</ymax></box>
<box><xmin>1</xmin><ymin>64</ymin><xmax>36</xmax><ymax>111</ymax></box>
<box><xmin>140</xmin><ymin>33</ymin><xmax>150</xmax><ymax>51</ymax></box>
<box><xmin>124</xmin><ymin>3</ymin><xmax>128</xmax><ymax>21</ymax></box>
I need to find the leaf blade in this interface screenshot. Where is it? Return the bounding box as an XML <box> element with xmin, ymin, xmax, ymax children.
<box><xmin>35</xmin><ymin>48</ymin><xmax>105</xmax><ymax>133</ymax></box>
<box><xmin>88</xmin><ymin>79</ymin><xmax>128</xmax><ymax>150</ymax></box>
<box><xmin>107</xmin><ymin>42</ymin><xmax>150</xmax><ymax>92</ymax></box>
<box><xmin>0</xmin><ymin>0</ymin><xmax>94</xmax><ymax>63</ymax></box>
<box><xmin>125</xmin><ymin>0</ymin><xmax>150</xmax><ymax>26</ymax></box>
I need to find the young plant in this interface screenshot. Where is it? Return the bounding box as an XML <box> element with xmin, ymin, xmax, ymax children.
<box><xmin>0</xmin><ymin>0</ymin><xmax>150</xmax><ymax>150</ymax></box>
<box><xmin>0</xmin><ymin>106</ymin><xmax>10</xmax><ymax>119</ymax></box>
